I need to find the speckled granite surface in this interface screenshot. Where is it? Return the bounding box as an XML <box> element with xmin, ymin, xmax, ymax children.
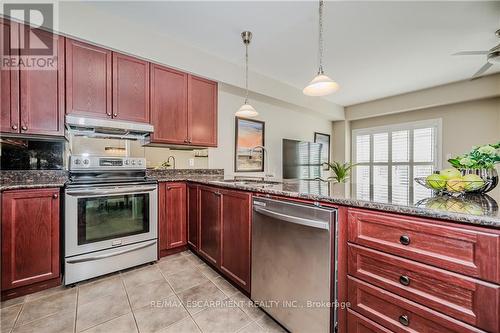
<box><xmin>154</xmin><ymin>177</ymin><xmax>500</xmax><ymax>229</ymax></box>
<box><xmin>2</xmin><ymin>169</ymin><xmax>498</xmax><ymax>228</ymax></box>
<box><xmin>0</xmin><ymin>170</ymin><xmax>67</xmax><ymax>191</ymax></box>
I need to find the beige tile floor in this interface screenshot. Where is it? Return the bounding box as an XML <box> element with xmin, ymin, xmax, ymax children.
<box><xmin>0</xmin><ymin>251</ymin><xmax>286</xmax><ymax>333</ymax></box>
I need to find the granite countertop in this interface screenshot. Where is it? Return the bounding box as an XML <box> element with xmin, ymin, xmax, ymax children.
<box><xmin>0</xmin><ymin>170</ymin><xmax>68</xmax><ymax>191</ymax></box>
<box><xmin>2</xmin><ymin>169</ymin><xmax>498</xmax><ymax>228</ymax></box>
<box><xmin>167</xmin><ymin>178</ymin><xmax>500</xmax><ymax>229</ymax></box>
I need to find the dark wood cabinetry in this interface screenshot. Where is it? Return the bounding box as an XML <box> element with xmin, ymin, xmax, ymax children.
<box><xmin>188</xmin><ymin>75</ymin><xmax>218</xmax><ymax>147</ymax></box>
<box><xmin>150</xmin><ymin>69</ymin><xmax>218</xmax><ymax>147</ymax></box>
<box><xmin>345</xmin><ymin>208</ymin><xmax>500</xmax><ymax>333</ymax></box>
<box><xmin>198</xmin><ymin>186</ymin><xmax>221</xmax><ymax>265</ymax></box>
<box><xmin>159</xmin><ymin>182</ymin><xmax>187</xmax><ymax>257</ymax></box>
<box><xmin>150</xmin><ymin>64</ymin><xmax>188</xmax><ymax>144</ymax></box>
<box><xmin>1</xmin><ymin>20</ymin><xmax>64</xmax><ymax>136</ymax></box>
<box><xmin>220</xmin><ymin>189</ymin><xmax>251</xmax><ymax>291</ymax></box>
<box><xmin>187</xmin><ymin>183</ymin><xmax>199</xmax><ymax>250</ymax></box>
<box><xmin>66</xmin><ymin>39</ymin><xmax>112</xmax><ymax>119</ymax></box>
<box><xmin>112</xmin><ymin>52</ymin><xmax>150</xmax><ymax>123</ymax></box>
<box><xmin>194</xmin><ymin>185</ymin><xmax>251</xmax><ymax>292</ymax></box>
<box><xmin>1</xmin><ymin>188</ymin><xmax>61</xmax><ymax>298</ymax></box>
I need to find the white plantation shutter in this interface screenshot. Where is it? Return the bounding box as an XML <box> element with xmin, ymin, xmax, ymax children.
<box><xmin>352</xmin><ymin>119</ymin><xmax>441</xmax><ymax>204</ymax></box>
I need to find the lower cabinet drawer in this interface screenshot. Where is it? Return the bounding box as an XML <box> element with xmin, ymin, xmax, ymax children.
<box><xmin>348</xmin><ymin>244</ymin><xmax>500</xmax><ymax>332</ymax></box>
<box><xmin>347</xmin><ymin>276</ymin><xmax>486</xmax><ymax>333</ymax></box>
<box><xmin>347</xmin><ymin>208</ymin><xmax>500</xmax><ymax>283</ymax></box>
<box><xmin>348</xmin><ymin>309</ymin><xmax>393</xmax><ymax>333</ymax></box>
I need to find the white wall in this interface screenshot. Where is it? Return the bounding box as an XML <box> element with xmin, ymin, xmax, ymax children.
<box><xmin>209</xmin><ymin>84</ymin><xmax>333</xmax><ymax>179</ymax></box>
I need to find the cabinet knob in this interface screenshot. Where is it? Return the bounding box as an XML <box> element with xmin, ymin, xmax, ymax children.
<box><xmin>21</xmin><ymin>125</ymin><xmax>28</xmax><ymax>131</ymax></box>
<box><xmin>11</xmin><ymin>124</ymin><xmax>18</xmax><ymax>130</ymax></box>
<box><xmin>107</xmin><ymin>112</ymin><xmax>112</xmax><ymax>117</ymax></box>
<box><xmin>53</xmin><ymin>193</ymin><xmax>59</xmax><ymax>199</ymax></box>
<box><xmin>399</xmin><ymin>235</ymin><xmax>410</xmax><ymax>246</ymax></box>
<box><xmin>398</xmin><ymin>314</ymin><xmax>410</xmax><ymax>326</ymax></box>
<box><xmin>399</xmin><ymin>275</ymin><xmax>410</xmax><ymax>286</ymax></box>
<box><xmin>184</xmin><ymin>139</ymin><xmax>189</xmax><ymax>143</ymax></box>
<box><xmin>113</xmin><ymin>113</ymin><xmax>118</xmax><ymax>117</ymax></box>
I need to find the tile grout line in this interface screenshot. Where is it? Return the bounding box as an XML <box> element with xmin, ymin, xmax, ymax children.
<box><xmin>7</xmin><ymin>300</ymin><xmax>25</xmax><ymax>333</ymax></box>
<box><xmin>74</xmin><ymin>285</ymin><xmax>79</xmax><ymax>333</ymax></box>
<box><xmin>119</xmin><ymin>272</ymin><xmax>141</xmax><ymax>333</ymax></box>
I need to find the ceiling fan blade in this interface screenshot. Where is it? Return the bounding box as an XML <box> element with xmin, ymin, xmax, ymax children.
<box><xmin>453</xmin><ymin>51</ymin><xmax>488</xmax><ymax>56</ymax></box>
<box><xmin>471</xmin><ymin>62</ymin><xmax>493</xmax><ymax>79</ymax></box>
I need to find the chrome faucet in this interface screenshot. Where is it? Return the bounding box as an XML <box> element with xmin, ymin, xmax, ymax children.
<box><xmin>167</xmin><ymin>156</ymin><xmax>176</xmax><ymax>169</ymax></box>
<box><xmin>251</xmin><ymin>145</ymin><xmax>273</xmax><ymax>180</ymax></box>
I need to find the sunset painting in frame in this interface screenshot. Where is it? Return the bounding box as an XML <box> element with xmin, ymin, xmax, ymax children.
<box><xmin>235</xmin><ymin>117</ymin><xmax>265</xmax><ymax>172</ymax></box>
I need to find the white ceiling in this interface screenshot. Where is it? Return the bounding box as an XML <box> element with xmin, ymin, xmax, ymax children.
<box><xmin>86</xmin><ymin>1</ymin><xmax>500</xmax><ymax>106</ymax></box>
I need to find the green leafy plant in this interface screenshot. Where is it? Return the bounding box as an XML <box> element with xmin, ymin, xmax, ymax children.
<box><xmin>448</xmin><ymin>142</ymin><xmax>500</xmax><ymax>169</ymax></box>
<box><xmin>324</xmin><ymin>161</ymin><xmax>357</xmax><ymax>183</ymax></box>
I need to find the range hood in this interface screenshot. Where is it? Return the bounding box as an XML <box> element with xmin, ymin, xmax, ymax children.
<box><xmin>66</xmin><ymin>115</ymin><xmax>154</xmax><ymax>142</ymax></box>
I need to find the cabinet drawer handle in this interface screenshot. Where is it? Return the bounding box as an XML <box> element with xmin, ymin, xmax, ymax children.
<box><xmin>398</xmin><ymin>314</ymin><xmax>410</xmax><ymax>326</ymax></box>
<box><xmin>53</xmin><ymin>193</ymin><xmax>59</xmax><ymax>199</ymax></box>
<box><xmin>21</xmin><ymin>125</ymin><xmax>28</xmax><ymax>131</ymax></box>
<box><xmin>399</xmin><ymin>235</ymin><xmax>410</xmax><ymax>245</ymax></box>
<box><xmin>399</xmin><ymin>275</ymin><xmax>410</xmax><ymax>286</ymax></box>
<box><xmin>11</xmin><ymin>124</ymin><xmax>18</xmax><ymax>130</ymax></box>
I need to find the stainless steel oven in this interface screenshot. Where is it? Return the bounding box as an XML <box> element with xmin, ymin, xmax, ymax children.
<box><xmin>64</xmin><ymin>156</ymin><xmax>157</xmax><ymax>285</ymax></box>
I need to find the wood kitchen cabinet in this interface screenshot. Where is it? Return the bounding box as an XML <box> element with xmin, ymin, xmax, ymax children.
<box><xmin>198</xmin><ymin>186</ymin><xmax>221</xmax><ymax>265</ymax></box>
<box><xmin>1</xmin><ymin>20</ymin><xmax>65</xmax><ymax>136</ymax></box>
<box><xmin>66</xmin><ymin>39</ymin><xmax>112</xmax><ymax>119</ymax></box>
<box><xmin>112</xmin><ymin>52</ymin><xmax>150</xmax><ymax>123</ymax></box>
<box><xmin>188</xmin><ymin>75</ymin><xmax>218</xmax><ymax>147</ymax></box>
<box><xmin>187</xmin><ymin>183</ymin><xmax>199</xmax><ymax>250</ymax></box>
<box><xmin>150</xmin><ymin>64</ymin><xmax>188</xmax><ymax>144</ymax></box>
<box><xmin>1</xmin><ymin>188</ymin><xmax>61</xmax><ymax>299</ymax></box>
<box><xmin>158</xmin><ymin>182</ymin><xmax>187</xmax><ymax>257</ymax></box>
<box><xmin>220</xmin><ymin>189</ymin><xmax>251</xmax><ymax>292</ymax></box>
<box><xmin>195</xmin><ymin>185</ymin><xmax>251</xmax><ymax>292</ymax></box>
<box><xmin>150</xmin><ymin>67</ymin><xmax>218</xmax><ymax>147</ymax></box>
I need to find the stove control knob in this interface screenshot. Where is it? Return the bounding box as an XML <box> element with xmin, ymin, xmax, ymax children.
<box><xmin>138</xmin><ymin>160</ymin><xmax>143</xmax><ymax>165</ymax></box>
<box><xmin>124</xmin><ymin>160</ymin><xmax>130</xmax><ymax>165</ymax></box>
<box><xmin>131</xmin><ymin>160</ymin><xmax>136</xmax><ymax>165</ymax></box>
<box><xmin>83</xmin><ymin>159</ymin><xmax>90</xmax><ymax>165</ymax></box>
<box><xmin>74</xmin><ymin>159</ymin><xmax>81</xmax><ymax>165</ymax></box>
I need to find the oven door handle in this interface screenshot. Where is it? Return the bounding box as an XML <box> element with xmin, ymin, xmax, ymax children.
<box><xmin>66</xmin><ymin>240</ymin><xmax>157</xmax><ymax>264</ymax></box>
<box><xmin>65</xmin><ymin>186</ymin><xmax>157</xmax><ymax>196</ymax></box>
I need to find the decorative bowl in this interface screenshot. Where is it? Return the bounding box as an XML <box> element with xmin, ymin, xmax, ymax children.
<box><xmin>414</xmin><ymin>177</ymin><xmax>492</xmax><ymax>196</ymax></box>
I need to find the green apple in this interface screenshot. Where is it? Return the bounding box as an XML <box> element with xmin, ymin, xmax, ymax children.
<box><xmin>446</xmin><ymin>177</ymin><xmax>465</xmax><ymax>193</ymax></box>
<box><xmin>462</xmin><ymin>174</ymin><xmax>485</xmax><ymax>191</ymax></box>
<box><xmin>440</xmin><ymin>168</ymin><xmax>462</xmax><ymax>180</ymax></box>
<box><xmin>426</xmin><ymin>174</ymin><xmax>446</xmax><ymax>190</ymax></box>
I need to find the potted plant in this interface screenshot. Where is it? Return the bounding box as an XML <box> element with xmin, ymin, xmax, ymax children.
<box><xmin>324</xmin><ymin>161</ymin><xmax>357</xmax><ymax>183</ymax></box>
<box><xmin>447</xmin><ymin>142</ymin><xmax>500</xmax><ymax>193</ymax></box>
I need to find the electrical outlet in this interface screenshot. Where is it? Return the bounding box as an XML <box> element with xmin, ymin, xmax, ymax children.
<box><xmin>189</xmin><ymin>158</ymin><xmax>195</xmax><ymax>167</ymax></box>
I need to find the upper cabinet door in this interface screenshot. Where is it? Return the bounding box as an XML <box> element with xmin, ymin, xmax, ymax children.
<box><xmin>188</xmin><ymin>75</ymin><xmax>217</xmax><ymax>147</ymax></box>
<box><xmin>0</xmin><ymin>19</ymin><xmax>19</xmax><ymax>134</ymax></box>
<box><xmin>150</xmin><ymin>64</ymin><xmax>188</xmax><ymax>144</ymax></box>
<box><xmin>19</xmin><ymin>26</ymin><xmax>65</xmax><ymax>136</ymax></box>
<box><xmin>66</xmin><ymin>39</ymin><xmax>112</xmax><ymax>119</ymax></box>
<box><xmin>112</xmin><ymin>52</ymin><xmax>150</xmax><ymax>123</ymax></box>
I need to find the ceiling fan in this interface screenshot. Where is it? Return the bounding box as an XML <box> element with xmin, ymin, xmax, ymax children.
<box><xmin>453</xmin><ymin>29</ymin><xmax>500</xmax><ymax>79</ymax></box>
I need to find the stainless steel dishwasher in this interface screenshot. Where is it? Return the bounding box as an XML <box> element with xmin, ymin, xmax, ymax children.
<box><xmin>251</xmin><ymin>197</ymin><xmax>338</xmax><ymax>333</ymax></box>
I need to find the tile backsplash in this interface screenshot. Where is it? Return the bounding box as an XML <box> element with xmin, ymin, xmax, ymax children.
<box><xmin>69</xmin><ymin>136</ymin><xmax>209</xmax><ymax>169</ymax></box>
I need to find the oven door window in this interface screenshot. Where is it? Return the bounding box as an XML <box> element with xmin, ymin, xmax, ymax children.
<box><xmin>77</xmin><ymin>193</ymin><xmax>149</xmax><ymax>245</ymax></box>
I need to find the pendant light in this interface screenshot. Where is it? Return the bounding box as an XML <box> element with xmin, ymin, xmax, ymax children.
<box><xmin>303</xmin><ymin>0</ymin><xmax>339</xmax><ymax>96</ymax></box>
<box><xmin>236</xmin><ymin>31</ymin><xmax>258</xmax><ymax>117</ymax></box>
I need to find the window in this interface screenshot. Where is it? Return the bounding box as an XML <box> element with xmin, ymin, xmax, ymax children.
<box><xmin>352</xmin><ymin>119</ymin><xmax>441</xmax><ymax>204</ymax></box>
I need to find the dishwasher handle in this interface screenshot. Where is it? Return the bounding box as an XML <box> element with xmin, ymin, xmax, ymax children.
<box><xmin>254</xmin><ymin>206</ymin><xmax>330</xmax><ymax>230</ymax></box>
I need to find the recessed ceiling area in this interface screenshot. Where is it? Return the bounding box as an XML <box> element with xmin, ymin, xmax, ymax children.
<box><xmin>84</xmin><ymin>1</ymin><xmax>500</xmax><ymax>106</ymax></box>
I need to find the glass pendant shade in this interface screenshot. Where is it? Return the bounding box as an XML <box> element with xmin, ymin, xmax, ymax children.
<box><xmin>236</xmin><ymin>103</ymin><xmax>258</xmax><ymax>118</ymax></box>
<box><xmin>303</xmin><ymin>73</ymin><xmax>339</xmax><ymax>96</ymax></box>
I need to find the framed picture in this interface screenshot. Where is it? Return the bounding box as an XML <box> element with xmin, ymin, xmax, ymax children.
<box><xmin>235</xmin><ymin>117</ymin><xmax>265</xmax><ymax>172</ymax></box>
<box><xmin>314</xmin><ymin>132</ymin><xmax>331</xmax><ymax>165</ymax></box>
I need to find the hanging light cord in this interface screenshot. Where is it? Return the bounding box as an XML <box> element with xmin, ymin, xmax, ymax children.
<box><xmin>318</xmin><ymin>0</ymin><xmax>324</xmax><ymax>75</ymax></box>
<box><xmin>244</xmin><ymin>41</ymin><xmax>249</xmax><ymax>104</ymax></box>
